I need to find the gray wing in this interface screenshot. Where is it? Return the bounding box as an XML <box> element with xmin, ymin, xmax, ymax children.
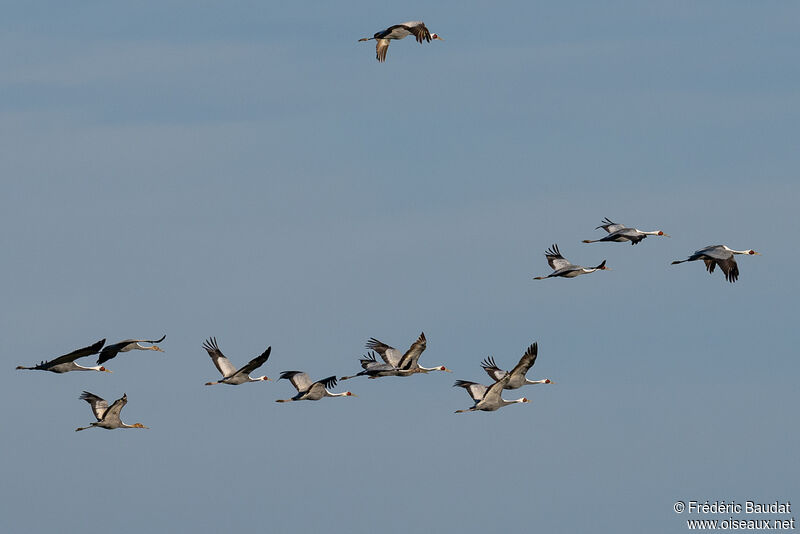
<box><xmin>611</xmin><ymin>229</ymin><xmax>646</xmax><ymax>245</ymax></box>
<box><xmin>235</xmin><ymin>346</ymin><xmax>271</xmax><ymax>376</ymax></box>
<box><xmin>44</xmin><ymin>339</ymin><xmax>106</xmax><ymax>367</ymax></box>
<box><xmin>397</xmin><ymin>332</ymin><xmax>427</xmax><ymax>369</ymax></box>
<box><xmin>509</xmin><ymin>342</ymin><xmax>538</xmax><ymax>379</ymax></box>
<box><xmin>596</xmin><ymin>217</ymin><xmax>625</xmax><ymax>234</ymax></box>
<box><xmin>544</xmin><ymin>244</ymin><xmax>572</xmax><ymax>271</ymax></box>
<box><xmin>698</xmin><ymin>245</ymin><xmax>730</xmax><ymax>261</ymax></box>
<box><xmin>202</xmin><ymin>337</ymin><xmax>238</xmax><ymax>378</ymax></box>
<box><xmin>482</xmin><ymin>375</ymin><xmax>511</xmax><ymax>405</ymax></box>
<box><xmin>102</xmin><ymin>394</ymin><xmax>127</xmax><ymax>425</ymax></box>
<box><xmin>79</xmin><ymin>391</ymin><xmax>108</xmax><ymax>421</ymax></box>
<box><xmin>365</xmin><ymin>338</ymin><xmax>404</xmax><ymax>367</ymax></box>
<box><xmin>480</xmin><ymin>356</ymin><xmax>508</xmax><ymax>381</ymax></box>
<box><xmin>280</xmin><ymin>371</ymin><xmax>312</xmax><ymax>392</ymax></box>
<box><xmin>453</xmin><ymin>380</ymin><xmax>487</xmax><ymax>402</ymax></box>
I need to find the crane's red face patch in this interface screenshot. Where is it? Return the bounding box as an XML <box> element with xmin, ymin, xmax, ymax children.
<box><xmin>749</xmin><ymin>250</ymin><xmax>756</xmax><ymax>254</ymax></box>
<box><xmin>545</xmin><ymin>379</ymin><xmax>551</xmax><ymax>384</ymax></box>
<box><xmin>658</xmin><ymin>231</ymin><xmax>664</xmax><ymax>235</ymax></box>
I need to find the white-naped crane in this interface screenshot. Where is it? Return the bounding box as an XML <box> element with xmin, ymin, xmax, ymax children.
<box><xmin>671</xmin><ymin>245</ymin><xmax>760</xmax><ymax>283</ymax></box>
<box><xmin>453</xmin><ymin>375</ymin><xmax>529</xmax><ymax>413</ymax></box>
<box><xmin>275</xmin><ymin>372</ymin><xmax>356</xmax><ymax>402</ymax></box>
<box><xmin>16</xmin><ymin>339</ymin><xmax>111</xmax><ymax>374</ymax></box>
<box><xmin>359</xmin><ymin>21</ymin><xmax>442</xmax><ymax>62</ymax></box>
<box><xmin>75</xmin><ymin>391</ymin><xmax>148</xmax><ymax>431</ymax></box>
<box><xmin>97</xmin><ymin>335</ymin><xmax>166</xmax><ymax>365</ymax></box>
<box><xmin>202</xmin><ymin>337</ymin><xmax>271</xmax><ymax>386</ymax></box>
<box><xmin>533</xmin><ymin>244</ymin><xmax>610</xmax><ymax>280</ymax></box>
<box><xmin>340</xmin><ymin>351</ymin><xmax>403</xmax><ymax>380</ymax></box>
<box><xmin>582</xmin><ymin>217</ymin><xmax>670</xmax><ymax>245</ymax></box>
<box><xmin>365</xmin><ymin>332</ymin><xmax>451</xmax><ymax>376</ymax></box>
<box><xmin>480</xmin><ymin>342</ymin><xmax>554</xmax><ymax>389</ymax></box>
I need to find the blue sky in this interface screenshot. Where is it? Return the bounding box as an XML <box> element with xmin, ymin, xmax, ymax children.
<box><xmin>2</xmin><ymin>2</ymin><xmax>798</xmax><ymax>532</ymax></box>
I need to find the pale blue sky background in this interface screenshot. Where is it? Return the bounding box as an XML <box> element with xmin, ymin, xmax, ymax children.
<box><xmin>1</xmin><ymin>2</ymin><xmax>798</xmax><ymax>533</ymax></box>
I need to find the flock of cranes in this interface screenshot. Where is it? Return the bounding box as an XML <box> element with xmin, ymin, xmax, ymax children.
<box><xmin>13</xmin><ymin>209</ymin><xmax>761</xmax><ymax>429</ymax></box>
<box><xmin>14</xmin><ymin>19</ymin><xmax>762</xmax><ymax>430</ymax></box>
<box><xmin>532</xmin><ymin>217</ymin><xmax>758</xmax><ymax>283</ymax></box>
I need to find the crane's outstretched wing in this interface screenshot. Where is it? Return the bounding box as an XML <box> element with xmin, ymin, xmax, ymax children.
<box><xmin>596</xmin><ymin>217</ymin><xmax>625</xmax><ymax>234</ymax></box>
<box><xmin>454</xmin><ymin>380</ymin><xmax>488</xmax><ymax>402</ymax></box>
<box><xmin>482</xmin><ymin>375</ymin><xmax>511</xmax><ymax>405</ymax></box>
<box><xmin>202</xmin><ymin>337</ymin><xmax>238</xmax><ymax>378</ymax></box>
<box><xmin>544</xmin><ymin>244</ymin><xmax>571</xmax><ymax>271</ymax></box>
<box><xmin>315</xmin><ymin>375</ymin><xmax>338</xmax><ymax>390</ymax></box>
<box><xmin>102</xmin><ymin>394</ymin><xmax>128</xmax><ymax>425</ymax></box>
<box><xmin>480</xmin><ymin>356</ymin><xmax>507</xmax><ymax>381</ymax></box>
<box><xmin>397</xmin><ymin>332</ymin><xmax>427</xmax><ymax>370</ymax></box>
<box><xmin>79</xmin><ymin>391</ymin><xmax>109</xmax><ymax>421</ymax></box>
<box><xmin>404</xmin><ymin>22</ymin><xmax>432</xmax><ymax>43</ymax></box>
<box><xmin>235</xmin><ymin>346</ymin><xmax>271</xmax><ymax>376</ymax></box>
<box><xmin>280</xmin><ymin>371</ymin><xmax>313</xmax><ymax>392</ymax></box>
<box><xmin>97</xmin><ymin>335</ymin><xmax>166</xmax><ymax>364</ymax></box>
<box><xmin>509</xmin><ymin>342</ymin><xmax>538</xmax><ymax>379</ymax></box>
<box><xmin>366</xmin><ymin>338</ymin><xmax>403</xmax><ymax>367</ymax></box>
<box><xmin>717</xmin><ymin>258</ymin><xmax>739</xmax><ymax>283</ymax></box>
<box><xmin>376</xmin><ymin>39</ymin><xmax>390</xmax><ymax>62</ymax></box>
<box><xmin>45</xmin><ymin>339</ymin><xmax>106</xmax><ymax>367</ymax></box>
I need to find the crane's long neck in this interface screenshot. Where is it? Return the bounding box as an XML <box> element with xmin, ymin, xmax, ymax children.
<box><xmin>525</xmin><ymin>378</ymin><xmax>550</xmax><ymax>385</ymax></box>
<box><xmin>249</xmin><ymin>375</ymin><xmax>269</xmax><ymax>382</ymax></box>
<box><xmin>727</xmin><ymin>248</ymin><xmax>752</xmax><ymax>255</ymax></box>
<box><xmin>325</xmin><ymin>390</ymin><xmax>350</xmax><ymax>397</ymax></box>
<box><xmin>502</xmin><ymin>397</ymin><xmax>527</xmax><ymax>406</ymax></box>
<box><xmin>75</xmin><ymin>364</ymin><xmax>110</xmax><ymax>372</ymax></box>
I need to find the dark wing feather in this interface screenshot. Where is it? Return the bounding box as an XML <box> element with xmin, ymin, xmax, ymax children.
<box><xmin>406</xmin><ymin>22</ymin><xmax>432</xmax><ymax>43</ymax></box>
<box><xmin>718</xmin><ymin>257</ymin><xmax>739</xmax><ymax>283</ymax></box>
<box><xmin>397</xmin><ymin>332</ymin><xmax>427</xmax><ymax>369</ymax></box>
<box><xmin>202</xmin><ymin>337</ymin><xmax>238</xmax><ymax>377</ymax></box>
<box><xmin>359</xmin><ymin>351</ymin><xmax>378</xmax><ymax>369</ymax></box>
<box><xmin>46</xmin><ymin>339</ymin><xmax>106</xmax><ymax>367</ymax></box>
<box><xmin>317</xmin><ymin>375</ymin><xmax>338</xmax><ymax>390</ymax></box>
<box><xmin>544</xmin><ymin>244</ymin><xmax>571</xmax><ymax>271</ymax></box>
<box><xmin>97</xmin><ymin>341</ymin><xmax>128</xmax><ymax>365</ymax></box>
<box><xmin>480</xmin><ymin>356</ymin><xmax>507</xmax><ymax>381</ymax></box>
<box><xmin>509</xmin><ymin>342</ymin><xmax>538</xmax><ymax>378</ymax></box>
<box><xmin>236</xmin><ymin>346</ymin><xmax>271</xmax><ymax>376</ymax></box>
